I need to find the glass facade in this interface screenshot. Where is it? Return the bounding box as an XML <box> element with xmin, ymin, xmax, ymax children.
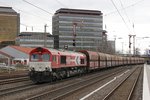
<box><xmin>53</xmin><ymin>8</ymin><xmax>104</xmax><ymax>51</ymax></box>
<box><xmin>16</xmin><ymin>32</ymin><xmax>54</xmax><ymax>48</ymax></box>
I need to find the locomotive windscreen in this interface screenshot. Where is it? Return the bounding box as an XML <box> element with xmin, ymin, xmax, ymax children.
<box><xmin>30</xmin><ymin>53</ymin><xmax>50</xmax><ymax>61</ymax></box>
<box><xmin>42</xmin><ymin>53</ymin><xmax>50</xmax><ymax>61</ymax></box>
<box><xmin>31</xmin><ymin>54</ymin><xmax>39</xmax><ymax>61</ymax></box>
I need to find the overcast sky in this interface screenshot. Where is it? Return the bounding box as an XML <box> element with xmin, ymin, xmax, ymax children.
<box><xmin>0</xmin><ymin>0</ymin><xmax>150</xmax><ymax>54</ymax></box>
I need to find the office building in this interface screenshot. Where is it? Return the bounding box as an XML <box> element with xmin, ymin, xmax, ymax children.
<box><xmin>0</xmin><ymin>6</ymin><xmax>20</xmax><ymax>48</ymax></box>
<box><xmin>52</xmin><ymin>8</ymin><xmax>104</xmax><ymax>51</ymax></box>
<box><xmin>16</xmin><ymin>32</ymin><xmax>54</xmax><ymax>48</ymax></box>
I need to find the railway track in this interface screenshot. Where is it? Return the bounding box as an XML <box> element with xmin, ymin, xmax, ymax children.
<box><xmin>0</xmin><ymin>76</ymin><xmax>29</xmax><ymax>85</ymax></box>
<box><xmin>0</xmin><ymin>71</ymin><xmax>28</xmax><ymax>80</ymax></box>
<box><xmin>102</xmin><ymin>66</ymin><xmax>142</xmax><ymax>100</ymax></box>
<box><xmin>0</xmin><ymin>83</ymin><xmax>36</xmax><ymax>96</ymax></box>
<box><xmin>0</xmin><ymin>76</ymin><xmax>33</xmax><ymax>97</ymax></box>
<box><xmin>25</xmin><ymin>67</ymin><xmax>129</xmax><ymax>100</ymax></box>
<box><xmin>0</xmin><ymin>66</ymin><xmax>139</xmax><ymax>100</ymax></box>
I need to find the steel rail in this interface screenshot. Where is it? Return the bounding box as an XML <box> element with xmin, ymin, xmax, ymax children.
<box><xmin>102</xmin><ymin>67</ymin><xmax>142</xmax><ymax>100</ymax></box>
<box><xmin>0</xmin><ymin>76</ymin><xmax>29</xmax><ymax>85</ymax></box>
<box><xmin>26</xmin><ymin>68</ymin><xmax>127</xmax><ymax>100</ymax></box>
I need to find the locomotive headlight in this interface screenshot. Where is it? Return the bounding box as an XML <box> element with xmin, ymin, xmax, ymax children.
<box><xmin>30</xmin><ymin>67</ymin><xmax>35</xmax><ymax>71</ymax></box>
<box><xmin>45</xmin><ymin>67</ymin><xmax>49</xmax><ymax>71</ymax></box>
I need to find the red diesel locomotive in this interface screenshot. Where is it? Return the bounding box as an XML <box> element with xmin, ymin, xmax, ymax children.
<box><xmin>29</xmin><ymin>47</ymin><xmax>144</xmax><ymax>83</ymax></box>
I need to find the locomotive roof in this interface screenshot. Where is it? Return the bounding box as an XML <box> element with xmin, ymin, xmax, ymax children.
<box><xmin>47</xmin><ymin>48</ymin><xmax>85</xmax><ymax>56</ymax></box>
<box><xmin>30</xmin><ymin>47</ymin><xmax>85</xmax><ymax>57</ymax></box>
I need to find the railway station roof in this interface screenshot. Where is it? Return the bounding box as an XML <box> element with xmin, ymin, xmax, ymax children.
<box><xmin>0</xmin><ymin>50</ymin><xmax>13</xmax><ymax>58</ymax></box>
<box><xmin>10</xmin><ymin>46</ymin><xmax>33</xmax><ymax>54</ymax></box>
<box><xmin>0</xmin><ymin>46</ymin><xmax>34</xmax><ymax>59</ymax></box>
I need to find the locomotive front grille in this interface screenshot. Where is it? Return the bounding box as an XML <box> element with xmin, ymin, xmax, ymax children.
<box><xmin>29</xmin><ymin>62</ymin><xmax>52</xmax><ymax>72</ymax></box>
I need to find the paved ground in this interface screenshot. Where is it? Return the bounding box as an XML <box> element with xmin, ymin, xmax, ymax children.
<box><xmin>143</xmin><ymin>64</ymin><xmax>150</xmax><ymax>100</ymax></box>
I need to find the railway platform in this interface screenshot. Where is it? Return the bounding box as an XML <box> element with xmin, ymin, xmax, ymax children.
<box><xmin>143</xmin><ymin>64</ymin><xmax>150</xmax><ymax>100</ymax></box>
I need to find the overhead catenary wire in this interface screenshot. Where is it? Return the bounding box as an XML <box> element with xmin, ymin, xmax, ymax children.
<box><xmin>22</xmin><ymin>0</ymin><xmax>53</xmax><ymax>32</ymax></box>
<box><xmin>104</xmin><ymin>0</ymin><xmax>144</xmax><ymax>16</ymax></box>
<box><xmin>110</xmin><ymin>0</ymin><xmax>131</xmax><ymax>33</ymax></box>
<box><xmin>0</xmin><ymin>1</ymin><xmax>52</xmax><ymax>31</ymax></box>
<box><xmin>118</xmin><ymin>0</ymin><xmax>131</xmax><ymax>23</ymax></box>
<box><xmin>1</xmin><ymin>0</ymin><xmax>144</xmax><ymax>34</ymax></box>
<box><xmin>18</xmin><ymin>8</ymin><xmax>51</xmax><ymax>22</ymax></box>
<box><xmin>18</xmin><ymin>7</ymin><xmax>52</xmax><ymax>32</ymax></box>
<box><xmin>22</xmin><ymin>0</ymin><xmax>53</xmax><ymax>15</ymax></box>
<box><xmin>118</xmin><ymin>0</ymin><xmax>135</xmax><ymax>34</ymax></box>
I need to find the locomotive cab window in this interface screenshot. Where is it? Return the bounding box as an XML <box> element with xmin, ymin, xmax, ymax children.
<box><xmin>61</xmin><ymin>56</ymin><xmax>66</xmax><ymax>64</ymax></box>
<box><xmin>31</xmin><ymin>54</ymin><xmax>39</xmax><ymax>61</ymax></box>
<box><xmin>42</xmin><ymin>53</ymin><xmax>50</xmax><ymax>61</ymax></box>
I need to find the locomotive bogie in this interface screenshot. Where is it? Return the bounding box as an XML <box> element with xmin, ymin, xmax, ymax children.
<box><xmin>29</xmin><ymin>71</ymin><xmax>52</xmax><ymax>83</ymax></box>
